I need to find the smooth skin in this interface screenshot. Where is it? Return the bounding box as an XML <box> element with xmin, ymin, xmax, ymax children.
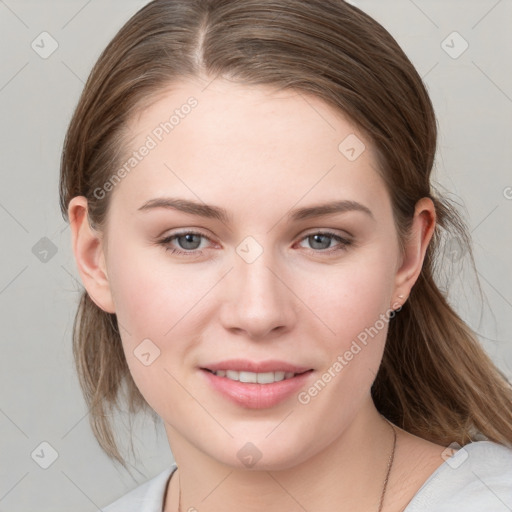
<box><xmin>69</xmin><ymin>77</ymin><xmax>446</xmax><ymax>512</ymax></box>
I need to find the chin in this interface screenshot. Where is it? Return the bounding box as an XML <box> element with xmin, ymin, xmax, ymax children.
<box><xmin>205</xmin><ymin>432</ymin><xmax>315</xmax><ymax>472</ymax></box>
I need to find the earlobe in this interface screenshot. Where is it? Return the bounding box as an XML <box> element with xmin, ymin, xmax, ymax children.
<box><xmin>68</xmin><ymin>196</ymin><xmax>116</xmax><ymax>314</ymax></box>
<box><xmin>392</xmin><ymin>197</ymin><xmax>436</xmax><ymax>304</ymax></box>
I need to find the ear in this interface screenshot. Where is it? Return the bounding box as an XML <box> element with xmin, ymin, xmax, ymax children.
<box><xmin>392</xmin><ymin>197</ymin><xmax>436</xmax><ymax>306</ymax></box>
<box><xmin>68</xmin><ymin>196</ymin><xmax>116</xmax><ymax>313</ymax></box>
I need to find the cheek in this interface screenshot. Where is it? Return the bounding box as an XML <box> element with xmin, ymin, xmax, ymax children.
<box><xmin>106</xmin><ymin>240</ymin><xmax>206</xmax><ymax>340</ymax></box>
<box><xmin>105</xmin><ymin>242</ymin><xmax>223</xmax><ymax>399</ymax></box>
<box><xmin>293</xmin><ymin>250</ymin><xmax>397</xmax><ymax>349</ymax></box>
<box><xmin>292</xmin><ymin>256</ymin><xmax>396</xmax><ymax>431</ymax></box>
<box><xmin>105</xmin><ymin>244</ymin><xmax>194</xmax><ymax>410</ymax></box>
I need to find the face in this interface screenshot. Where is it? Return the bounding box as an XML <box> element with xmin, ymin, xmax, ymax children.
<box><xmin>99</xmin><ymin>78</ymin><xmax>404</xmax><ymax>470</ymax></box>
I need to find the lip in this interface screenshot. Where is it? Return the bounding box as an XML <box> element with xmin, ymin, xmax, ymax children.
<box><xmin>201</xmin><ymin>359</ymin><xmax>312</xmax><ymax>374</ymax></box>
<box><xmin>199</xmin><ymin>359</ymin><xmax>314</xmax><ymax>409</ymax></box>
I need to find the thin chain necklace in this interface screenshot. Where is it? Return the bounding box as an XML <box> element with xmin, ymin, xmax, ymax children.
<box><xmin>378</xmin><ymin>420</ymin><xmax>397</xmax><ymax>512</ymax></box>
<box><xmin>176</xmin><ymin>420</ymin><xmax>397</xmax><ymax>512</ymax></box>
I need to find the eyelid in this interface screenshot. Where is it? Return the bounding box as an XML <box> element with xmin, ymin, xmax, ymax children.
<box><xmin>157</xmin><ymin>229</ymin><xmax>216</xmax><ymax>247</ymax></box>
<box><xmin>299</xmin><ymin>227</ymin><xmax>353</xmax><ymax>240</ymax></box>
<box><xmin>157</xmin><ymin>226</ymin><xmax>213</xmax><ymax>238</ymax></box>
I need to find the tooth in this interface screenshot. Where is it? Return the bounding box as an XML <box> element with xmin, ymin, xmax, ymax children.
<box><xmin>274</xmin><ymin>371</ymin><xmax>285</xmax><ymax>382</ymax></box>
<box><xmin>220</xmin><ymin>370</ymin><xmax>299</xmax><ymax>383</ymax></box>
<box><xmin>257</xmin><ymin>372</ymin><xmax>275</xmax><ymax>384</ymax></box>
<box><xmin>239</xmin><ymin>371</ymin><xmax>258</xmax><ymax>383</ymax></box>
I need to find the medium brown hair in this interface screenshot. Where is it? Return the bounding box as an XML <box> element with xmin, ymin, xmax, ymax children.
<box><xmin>59</xmin><ymin>0</ymin><xmax>512</xmax><ymax>468</ymax></box>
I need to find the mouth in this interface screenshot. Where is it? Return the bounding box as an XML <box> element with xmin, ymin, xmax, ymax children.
<box><xmin>199</xmin><ymin>360</ymin><xmax>314</xmax><ymax>409</ymax></box>
<box><xmin>202</xmin><ymin>368</ymin><xmax>309</xmax><ymax>384</ymax></box>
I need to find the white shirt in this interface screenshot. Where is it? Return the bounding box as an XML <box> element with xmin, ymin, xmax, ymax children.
<box><xmin>103</xmin><ymin>441</ymin><xmax>512</xmax><ymax>511</ymax></box>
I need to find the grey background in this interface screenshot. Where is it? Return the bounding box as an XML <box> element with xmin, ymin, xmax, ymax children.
<box><xmin>0</xmin><ymin>0</ymin><xmax>511</xmax><ymax>510</ymax></box>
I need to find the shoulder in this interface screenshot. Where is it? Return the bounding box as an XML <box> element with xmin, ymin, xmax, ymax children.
<box><xmin>405</xmin><ymin>441</ymin><xmax>512</xmax><ymax>511</ymax></box>
<box><xmin>103</xmin><ymin>465</ymin><xmax>177</xmax><ymax>512</ymax></box>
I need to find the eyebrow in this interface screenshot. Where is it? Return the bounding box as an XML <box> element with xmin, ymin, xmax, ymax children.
<box><xmin>137</xmin><ymin>197</ymin><xmax>374</xmax><ymax>222</ymax></box>
<box><xmin>138</xmin><ymin>197</ymin><xmax>231</xmax><ymax>223</ymax></box>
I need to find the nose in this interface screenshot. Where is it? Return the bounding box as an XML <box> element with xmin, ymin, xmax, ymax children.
<box><xmin>219</xmin><ymin>245</ymin><xmax>297</xmax><ymax>340</ymax></box>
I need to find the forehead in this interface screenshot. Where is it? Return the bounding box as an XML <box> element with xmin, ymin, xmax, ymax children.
<box><xmin>109</xmin><ymin>78</ymin><xmax>389</xmax><ymax>220</ymax></box>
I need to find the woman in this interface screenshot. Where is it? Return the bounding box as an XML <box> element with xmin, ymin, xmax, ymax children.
<box><xmin>60</xmin><ymin>0</ymin><xmax>512</xmax><ymax>510</ymax></box>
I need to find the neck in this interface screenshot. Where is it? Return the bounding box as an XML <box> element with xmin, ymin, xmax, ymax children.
<box><xmin>165</xmin><ymin>400</ymin><xmax>397</xmax><ymax>512</ymax></box>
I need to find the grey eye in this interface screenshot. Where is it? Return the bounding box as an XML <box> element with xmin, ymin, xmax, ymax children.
<box><xmin>176</xmin><ymin>233</ymin><xmax>203</xmax><ymax>250</ymax></box>
<box><xmin>307</xmin><ymin>234</ymin><xmax>335</xmax><ymax>250</ymax></box>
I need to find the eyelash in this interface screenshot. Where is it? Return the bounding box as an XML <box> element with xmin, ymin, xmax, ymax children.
<box><xmin>157</xmin><ymin>230</ymin><xmax>352</xmax><ymax>257</ymax></box>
